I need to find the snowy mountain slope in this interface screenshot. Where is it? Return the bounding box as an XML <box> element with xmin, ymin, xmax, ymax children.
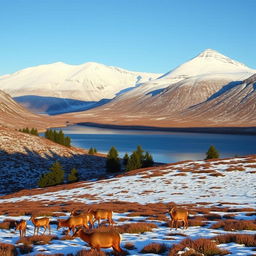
<box><xmin>0</xmin><ymin>126</ymin><xmax>106</xmax><ymax>194</ymax></box>
<box><xmin>0</xmin><ymin>90</ymin><xmax>60</xmax><ymax>129</ymax></box>
<box><xmin>0</xmin><ymin>62</ymin><xmax>160</xmax><ymax>101</ymax></box>
<box><xmin>0</xmin><ymin>155</ymin><xmax>255</xmax><ymax>255</ymax></box>
<box><xmin>64</xmin><ymin>49</ymin><xmax>256</xmax><ymax>126</ymax></box>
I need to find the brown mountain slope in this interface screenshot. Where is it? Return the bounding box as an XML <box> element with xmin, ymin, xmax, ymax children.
<box><xmin>0</xmin><ymin>90</ymin><xmax>62</xmax><ymax>130</ymax></box>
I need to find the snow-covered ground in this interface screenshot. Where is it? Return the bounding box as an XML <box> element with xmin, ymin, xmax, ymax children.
<box><xmin>0</xmin><ymin>156</ymin><xmax>255</xmax><ymax>255</ymax></box>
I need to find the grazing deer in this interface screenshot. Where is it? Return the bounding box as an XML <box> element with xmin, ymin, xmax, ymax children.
<box><xmin>72</xmin><ymin>228</ymin><xmax>123</xmax><ymax>254</ymax></box>
<box><xmin>169</xmin><ymin>207</ymin><xmax>188</xmax><ymax>229</ymax></box>
<box><xmin>70</xmin><ymin>209</ymin><xmax>94</xmax><ymax>228</ymax></box>
<box><xmin>57</xmin><ymin>216</ymin><xmax>89</xmax><ymax>235</ymax></box>
<box><xmin>89</xmin><ymin>209</ymin><xmax>114</xmax><ymax>227</ymax></box>
<box><xmin>15</xmin><ymin>219</ymin><xmax>27</xmax><ymax>237</ymax></box>
<box><xmin>30</xmin><ymin>216</ymin><xmax>51</xmax><ymax>235</ymax></box>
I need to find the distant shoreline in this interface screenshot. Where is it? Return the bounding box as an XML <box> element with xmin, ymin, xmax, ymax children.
<box><xmin>77</xmin><ymin>122</ymin><xmax>256</xmax><ymax>135</ymax></box>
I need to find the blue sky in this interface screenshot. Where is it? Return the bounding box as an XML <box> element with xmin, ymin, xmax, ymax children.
<box><xmin>0</xmin><ymin>0</ymin><xmax>255</xmax><ymax>75</ymax></box>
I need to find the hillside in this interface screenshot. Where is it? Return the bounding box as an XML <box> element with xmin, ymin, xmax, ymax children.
<box><xmin>60</xmin><ymin>49</ymin><xmax>256</xmax><ymax>127</ymax></box>
<box><xmin>0</xmin><ymin>90</ymin><xmax>61</xmax><ymax>129</ymax></box>
<box><xmin>0</xmin><ymin>126</ymin><xmax>106</xmax><ymax>194</ymax></box>
<box><xmin>0</xmin><ymin>155</ymin><xmax>255</xmax><ymax>255</ymax></box>
<box><xmin>0</xmin><ymin>62</ymin><xmax>160</xmax><ymax>114</ymax></box>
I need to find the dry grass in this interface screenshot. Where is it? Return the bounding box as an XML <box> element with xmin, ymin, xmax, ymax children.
<box><xmin>168</xmin><ymin>238</ymin><xmax>229</xmax><ymax>256</ymax></box>
<box><xmin>75</xmin><ymin>250</ymin><xmax>106</xmax><ymax>256</ymax></box>
<box><xmin>16</xmin><ymin>235</ymin><xmax>58</xmax><ymax>245</ymax></box>
<box><xmin>140</xmin><ymin>242</ymin><xmax>168</xmax><ymax>254</ymax></box>
<box><xmin>225</xmin><ymin>166</ymin><xmax>245</xmax><ymax>172</ymax></box>
<box><xmin>117</xmin><ymin>222</ymin><xmax>157</xmax><ymax>233</ymax></box>
<box><xmin>123</xmin><ymin>242</ymin><xmax>136</xmax><ymax>250</ymax></box>
<box><xmin>211</xmin><ymin>220</ymin><xmax>256</xmax><ymax>231</ymax></box>
<box><xmin>214</xmin><ymin>233</ymin><xmax>256</xmax><ymax>247</ymax></box>
<box><xmin>0</xmin><ymin>242</ymin><xmax>17</xmax><ymax>256</ymax></box>
<box><xmin>16</xmin><ymin>244</ymin><xmax>33</xmax><ymax>254</ymax></box>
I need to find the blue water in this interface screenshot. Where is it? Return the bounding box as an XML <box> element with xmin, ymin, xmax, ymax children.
<box><xmin>55</xmin><ymin>125</ymin><xmax>256</xmax><ymax>163</ymax></box>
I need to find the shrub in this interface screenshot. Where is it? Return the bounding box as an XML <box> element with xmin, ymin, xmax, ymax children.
<box><xmin>205</xmin><ymin>145</ymin><xmax>219</xmax><ymax>160</ymax></box>
<box><xmin>210</xmin><ymin>220</ymin><xmax>256</xmax><ymax>231</ymax></box>
<box><xmin>17</xmin><ymin>235</ymin><xmax>58</xmax><ymax>245</ymax></box>
<box><xmin>214</xmin><ymin>233</ymin><xmax>256</xmax><ymax>247</ymax></box>
<box><xmin>117</xmin><ymin>222</ymin><xmax>157</xmax><ymax>233</ymax></box>
<box><xmin>0</xmin><ymin>242</ymin><xmax>17</xmax><ymax>256</ymax></box>
<box><xmin>168</xmin><ymin>238</ymin><xmax>229</xmax><ymax>256</ymax></box>
<box><xmin>106</xmin><ymin>146</ymin><xmax>121</xmax><ymax>172</ymax></box>
<box><xmin>38</xmin><ymin>161</ymin><xmax>64</xmax><ymax>188</ymax></box>
<box><xmin>17</xmin><ymin>244</ymin><xmax>33</xmax><ymax>254</ymax></box>
<box><xmin>76</xmin><ymin>250</ymin><xmax>106</xmax><ymax>256</ymax></box>
<box><xmin>140</xmin><ymin>243</ymin><xmax>168</xmax><ymax>254</ymax></box>
<box><xmin>124</xmin><ymin>242</ymin><xmax>136</xmax><ymax>250</ymax></box>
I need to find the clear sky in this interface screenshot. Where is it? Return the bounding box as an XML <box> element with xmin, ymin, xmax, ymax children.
<box><xmin>0</xmin><ymin>0</ymin><xmax>255</xmax><ymax>76</ymax></box>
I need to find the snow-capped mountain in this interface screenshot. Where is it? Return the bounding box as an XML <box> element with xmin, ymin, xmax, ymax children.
<box><xmin>0</xmin><ymin>62</ymin><xmax>160</xmax><ymax>114</ymax></box>
<box><xmin>63</xmin><ymin>49</ymin><xmax>256</xmax><ymax>127</ymax></box>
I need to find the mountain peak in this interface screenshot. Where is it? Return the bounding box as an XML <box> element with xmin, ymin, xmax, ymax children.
<box><xmin>197</xmin><ymin>48</ymin><xmax>224</xmax><ymax>58</ymax></box>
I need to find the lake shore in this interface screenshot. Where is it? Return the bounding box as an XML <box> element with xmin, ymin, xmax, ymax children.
<box><xmin>77</xmin><ymin>122</ymin><xmax>256</xmax><ymax>135</ymax></box>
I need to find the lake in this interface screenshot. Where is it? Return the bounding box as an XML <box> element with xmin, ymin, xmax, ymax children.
<box><xmin>56</xmin><ymin>125</ymin><xmax>256</xmax><ymax>163</ymax></box>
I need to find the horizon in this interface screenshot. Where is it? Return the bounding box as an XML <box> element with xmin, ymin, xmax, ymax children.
<box><xmin>0</xmin><ymin>0</ymin><xmax>255</xmax><ymax>76</ymax></box>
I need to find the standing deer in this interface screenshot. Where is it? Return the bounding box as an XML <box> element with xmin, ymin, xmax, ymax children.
<box><xmin>57</xmin><ymin>216</ymin><xmax>89</xmax><ymax>235</ymax></box>
<box><xmin>30</xmin><ymin>216</ymin><xmax>51</xmax><ymax>235</ymax></box>
<box><xmin>15</xmin><ymin>219</ymin><xmax>27</xmax><ymax>237</ymax></box>
<box><xmin>72</xmin><ymin>228</ymin><xmax>123</xmax><ymax>254</ymax></box>
<box><xmin>89</xmin><ymin>209</ymin><xmax>114</xmax><ymax>227</ymax></box>
<box><xmin>169</xmin><ymin>207</ymin><xmax>188</xmax><ymax>229</ymax></box>
<box><xmin>70</xmin><ymin>209</ymin><xmax>94</xmax><ymax>229</ymax></box>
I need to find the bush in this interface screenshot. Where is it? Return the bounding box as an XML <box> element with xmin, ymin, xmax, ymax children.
<box><xmin>106</xmin><ymin>146</ymin><xmax>121</xmax><ymax>172</ymax></box>
<box><xmin>17</xmin><ymin>235</ymin><xmax>57</xmax><ymax>245</ymax></box>
<box><xmin>205</xmin><ymin>145</ymin><xmax>219</xmax><ymax>159</ymax></box>
<box><xmin>38</xmin><ymin>161</ymin><xmax>64</xmax><ymax>188</ymax></box>
<box><xmin>168</xmin><ymin>238</ymin><xmax>229</xmax><ymax>256</ymax></box>
<box><xmin>0</xmin><ymin>243</ymin><xmax>17</xmax><ymax>256</ymax></box>
<box><xmin>117</xmin><ymin>222</ymin><xmax>157</xmax><ymax>233</ymax></box>
<box><xmin>210</xmin><ymin>219</ymin><xmax>256</xmax><ymax>231</ymax></box>
<box><xmin>140</xmin><ymin>243</ymin><xmax>168</xmax><ymax>254</ymax></box>
<box><xmin>214</xmin><ymin>233</ymin><xmax>256</xmax><ymax>247</ymax></box>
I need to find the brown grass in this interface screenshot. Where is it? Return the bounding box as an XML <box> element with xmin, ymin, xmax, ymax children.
<box><xmin>123</xmin><ymin>242</ymin><xmax>136</xmax><ymax>250</ymax></box>
<box><xmin>16</xmin><ymin>244</ymin><xmax>33</xmax><ymax>254</ymax></box>
<box><xmin>75</xmin><ymin>250</ymin><xmax>106</xmax><ymax>256</ymax></box>
<box><xmin>0</xmin><ymin>243</ymin><xmax>18</xmax><ymax>256</ymax></box>
<box><xmin>168</xmin><ymin>238</ymin><xmax>229</xmax><ymax>256</ymax></box>
<box><xmin>214</xmin><ymin>233</ymin><xmax>256</xmax><ymax>247</ymax></box>
<box><xmin>16</xmin><ymin>235</ymin><xmax>58</xmax><ymax>245</ymax></box>
<box><xmin>140</xmin><ymin>243</ymin><xmax>168</xmax><ymax>254</ymax></box>
<box><xmin>211</xmin><ymin>220</ymin><xmax>256</xmax><ymax>231</ymax></box>
<box><xmin>225</xmin><ymin>166</ymin><xmax>245</xmax><ymax>172</ymax></box>
<box><xmin>117</xmin><ymin>222</ymin><xmax>157</xmax><ymax>233</ymax></box>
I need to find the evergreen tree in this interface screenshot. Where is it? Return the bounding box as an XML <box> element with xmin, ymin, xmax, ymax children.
<box><xmin>123</xmin><ymin>153</ymin><xmax>129</xmax><ymax>166</ymax></box>
<box><xmin>143</xmin><ymin>152</ymin><xmax>154</xmax><ymax>167</ymax></box>
<box><xmin>68</xmin><ymin>168</ymin><xmax>79</xmax><ymax>183</ymax></box>
<box><xmin>88</xmin><ymin>147</ymin><xmax>95</xmax><ymax>155</ymax></box>
<box><xmin>136</xmin><ymin>145</ymin><xmax>145</xmax><ymax>164</ymax></box>
<box><xmin>38</xmin><ymin>161</ymin><xmax>64</xmax><ymax>188</ymax></box>
<box><xmin>205</xmin><ymin>145</ymin><xmax>219</xmax><ymax>160</ymax></box>
<box><xmin>106</xmin><ymin>146</ymin><xmax>121</xmax><ymax>172</ymax></box>
<box><xmin>126</xmin><ymin>151</ymin><xmax>142</xmax><ymax>171</ymax></box>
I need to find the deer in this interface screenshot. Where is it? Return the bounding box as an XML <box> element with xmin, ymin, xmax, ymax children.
<box><xmin>70</xmin><ymin>209</ymin><xmax>95</xmax><ymax>229</ymax></box>
<box><xmin>88</xmin><ymin>209</ymin><xmax>114</xmax><ymax>227</ymax></box>
<box><xmin>30</xmin><ymin>216</ymin><xmax>51</xmax><ymax>235</ymax></box>
<box><xmin>57</xmin><ymin>216</ymin><xmax>89</xmax><ymax>235</ymax></box>
<box><xmin>15</xmin><ymin>219</ymin><xmax>27</xmax><ymax>237</ymax></box>
<box><xmin>169</xmin><ymin>207</ymin><xmax>189</xmax><ymax>229</ymax></box>
<box><xmin>72</xmin><ymin>228</ymin><xmax>123</xmax><ymax>254</ymax></box>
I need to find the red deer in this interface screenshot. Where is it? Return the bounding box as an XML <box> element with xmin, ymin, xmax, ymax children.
<box><xmin>57</xmin><ymin>216</ymin><xmax>89</xmax><ymax>235</ymax></box>
<box><xmin>89</xmin><ymin>209</ymin><xmax>114</xmax><ymax>227</ymax></box>
<box><xmin>70</xmin><ymin>209</ymin><xmax>94</xmax><ymax>228</ymax></box>
<box><xmin>15</xmin><ymin>220</ymin><xmax>27</xmax><ymax>237</ymax></box>
<box><xmin>72</xmin><ymin>228</ymin><xmax>123</xmax><ymax>254</ymax></box>
<box><xmin>30</xmin><ymin>216</ymin><xmax>51</xmax><ymax>235</ymax></box>
<box><xmin>169</xmin><ymin>207</ymin><xmax>188</xmax><ymax>229</ymax></box>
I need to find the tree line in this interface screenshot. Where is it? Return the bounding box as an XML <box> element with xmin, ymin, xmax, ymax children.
<box><xmin>44</xmin><ymin>129</ymin><xmax>71</xmax><ymax>147</ymax></box>
<box><xmin>19</xmin><ymin>127</ymin><xmax>39</xmax><ymax>136</ymax></box>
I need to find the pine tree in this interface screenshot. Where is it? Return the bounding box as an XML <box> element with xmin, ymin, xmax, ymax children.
<box><xmin>136</xmin><ymin>145</ymin><xmax>145</xmax><ymax>164</ymax></box>
<box><xmin>106</xmin><ymin>146</ymin><xmax>121</xmax><ymax>172</ymax></box>
<box><xmin>88</xmin><ymin>147</ymin><xmax>95</xmax><ymax>155</ymax></box>
<box><xmin>205</xmin><ymin>145</ymin><xmax>219</xmax><ymax>159</ymax></box>
<box><xmin>123</xmin><ymin>153</ymin><xmax>129</xmax><ymax>166</ymax></box>
<box><xmin>143</xmin><ymin>152</ymin><xmax>154</xmax><ymax>167</ymax></box>
<box><xmin>68</xmin><ymin>168</ymin><xmax>79</xmax><ymax>183</ymax></box>
<box><xmin>126</xmin><ymin>151</ymin><xmax>142</xmax><ymax>171</ymax></box>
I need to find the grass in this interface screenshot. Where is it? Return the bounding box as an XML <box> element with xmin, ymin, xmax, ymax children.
<box><xmin>214</xmin><ymin>233</ymin><xmax>256</xmax><ymax>247</ymax></box>
<box><xmin>140</xmin><ymin>243</ymin><xmax>168</xmax><ymax>254</ymax></box>
<box><xmin>16</xmin><ymin>235</ymin><xmax>58</xmax><ymax>246</ymax></box>
<box><xmin>211</xmin><ymin>219</ymin><xmax>256</xmax><ymax>231</ymax></box>
<box><xmin>168</xmin><ymin>238</ymin><xmax>230</xmax><ymax>256</ymax></box>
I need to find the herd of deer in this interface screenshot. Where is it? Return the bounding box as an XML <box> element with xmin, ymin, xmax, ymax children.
<box><xmin>13</xmin><ymin>207</ymin><xmax>188</xmax><ymax>254</ymax></box>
